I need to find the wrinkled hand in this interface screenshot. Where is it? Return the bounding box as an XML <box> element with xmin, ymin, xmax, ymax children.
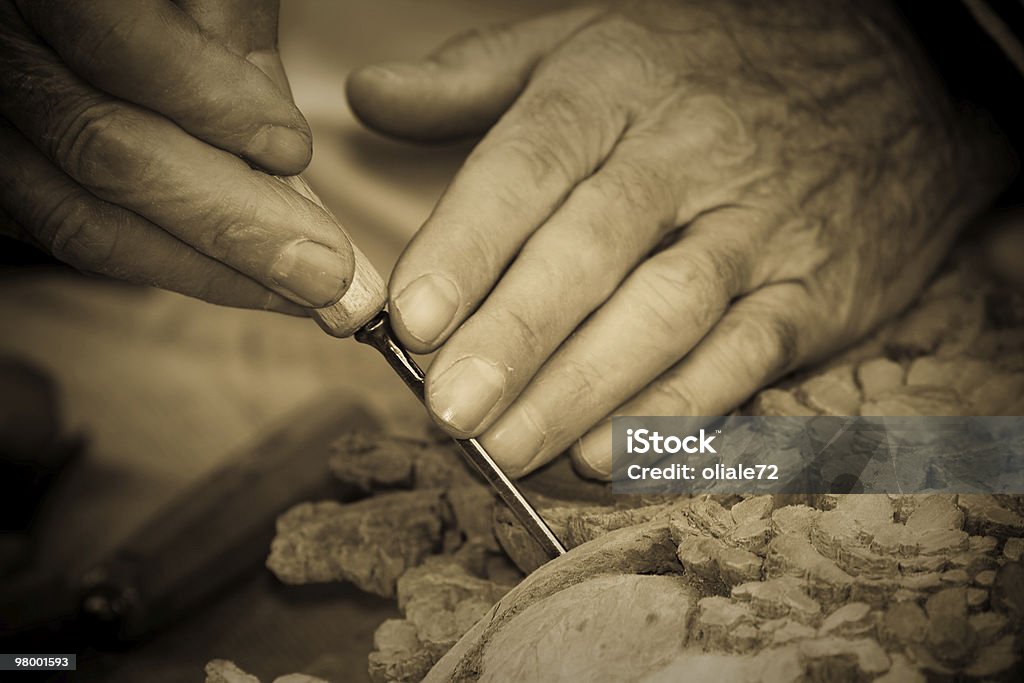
<box><xmin>0</xmin><ymin>0</ymin><xmax>353</xmax><ymax>311</ymax></box>
<box><xmin>349</xmin><ymin>0</ymin><xmax>1013</xmax><ymax>479</ymax></box>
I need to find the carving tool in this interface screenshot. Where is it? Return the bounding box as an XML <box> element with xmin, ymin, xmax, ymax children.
<box><xmin>284</xmin><ymin>176</ymin><xmax>567</xmax><ymax>560</ymax></box>
<box><xmin>1</xmin><ymin>395</ymin><xmax>376</xmax><ymax>644</ymax></box>
<box><xmin>1</xmin><ymin>179</ymin><xmax>564</xmax><ymax>649</ymax></box>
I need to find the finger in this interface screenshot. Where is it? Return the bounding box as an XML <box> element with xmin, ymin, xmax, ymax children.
<box><xmin>571</xmin><ymin>284</ymin><xmax>813</xmax><ymax>480</ymax></box>
<box><xmin>423</xmin><ymin>151</ymin><xmax>680</xmax><ymax>438</ymax></box>
<box><xmin>176</xmin><ymin>0</ymin><xmax>292</xmax><ymax>92</ymax></box>
<box><xmin>347</xmin><ymin>6</ymin><xmax>601</xmax><ymax>141</ymax></box>
<box><xmin>388</xmin><ymin>69</ymin><xmax>630</xmax><ymax>352</ymax></box>
<box><xmin>479</xmin><ymin>208</ymin><xmax>765</xmax><ymax>476</ymax></box>
<box><xmin>175</xmin><ymin>0</ymin><xmax>280</xmax><ymax>54</ymax></box>
<box><xmin>0</xmin><ymin>116</ymin><xmax>303</xmax><ymax>313</ymax></box>
<box><xmin>11</xmin><ymin>0</ymin><xmax>310</xmax><ymax>174</ymax></box>
<box><xmin>0</xmin><ymin>31</ymin><xmax>354</xmax><ymax>308</ymax></box>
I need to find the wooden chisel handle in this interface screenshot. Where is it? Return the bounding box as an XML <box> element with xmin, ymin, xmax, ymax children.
<box><xmin>275</xmin><ymin>175</ymin><xmax>387</xmax><ymax>337</ymax></box>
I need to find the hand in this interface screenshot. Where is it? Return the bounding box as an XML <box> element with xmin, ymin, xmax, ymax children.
<box><xmin>0</xmin><ymin>0</ymin><xmax>354</xmax><ymax>312</ymax></box>
<box><xmin>348</xmin><ymin>0</ymin><xmax>1013</xmax><ymax>478</ymax></box>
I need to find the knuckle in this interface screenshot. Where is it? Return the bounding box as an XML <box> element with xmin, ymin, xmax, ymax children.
<box><xmin>675</xmin><ymin>243</ymin><xmax>747</xmax><ymax>299</ymax></box>
<box><xmin>422</xmin><ymin>211</ymin><xmax>505</xmax><ymax>284</ymax></box>
<box><xmin>65</xmin><ymin>11</ymin><xmax>142</xmax><ymax>73</ymax></box>
<box><xmin>631</xmin><ymin>270</ymin><xmax>689</xmax><ymax>336</ymax></box>
<box><xmin>721</xmin><ymin>303</ymin><xmax>801</xmax><ymax>382</ymax></box>
<box><xmin>489</xmin><ymin>307</ymin><xmax>545</xmax><ymax>360</ymax></box>
<box><xmin>519</xmin><ymin>79</ymin><xmax>592</xmax><ymax>129</ymax></box>
<box><xmin>44</xmin><ymin>198</ymin><xmax>115</xmax><ymax>272</ymax></box>
<box><xmin>554</xmin><ymin>355</ymin><xmax>605</xmax><ymax>401</ymax></box>
<box><xmin>636</xmin><ymin>284</ymin><xmax>693</xmax><ymax>339</ymax></box>
<box><xmin>588</xmin><ymin>160</ymin><xmax>669</xmax><ymax>218</ymax></box>
<box><xmin>650</xmin><ymin>378</ymin><xmax>700</xmax><ymax>414</ymax></box>
<box><xmin>536</xmin><ymin>166</ymin><xmax>675</xmax><ymax>285</ymax></box>
<box><xmin>701</xmin><ymin>242</ymin><xmax>750</xmax><ymax>294</ymax></box>
<box><xmin>190</xmin><ymin>265</ymin><xmax>241</xmax><ymax>304</ymax></box>
<box><xmin>518</xmin><ymin>235</ymin><xmax>615</xmax><ymax>308</ymax></box>
<box><xmin>199</xmin><ymin>199</ymin><xmax>263</xmax><ymax>261</ymax></box>
<box><xmin>571</xmin><ymin>17</ymin><xmax>660</xmax><ymax>83</ymax></box>
<box><xmin>478</xmin><ymin>131</ymin><xmax>579</xmax><ymax>186</ymax></box>
<box><xmin>55</xmin><ymin>101</ymin><xmax>133</xmax><ymax>186</ymax></box>
<box><xmin>478</xmin><ymin>81</ymin><xmax>617</xmax><ymax>184</ymax></box>
<box><xmin>759</xmin><ymin>313</ymin><xmax>801</xmax><ymax>376</ymax></box>
<box><xmin>631</xmin><ymin>255</ymin><xmax>723</xmax><ymax>335</ymax></box>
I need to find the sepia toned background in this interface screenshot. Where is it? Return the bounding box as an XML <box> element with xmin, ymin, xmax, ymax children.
<box><xmin>1</xmin><ymin>1</ymin><xmax>1023</xmax><ymax>681</ymax></box>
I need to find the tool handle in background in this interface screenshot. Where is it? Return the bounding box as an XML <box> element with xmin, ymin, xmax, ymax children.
<box><xmin>276</xmin><ymin>175</ymin><xmax>387</xmax><ymax>336</ymax></box>
<box><xmin>75</xmin><ymin>395</ymin><xmax>377</xmax><ymax>642</ymax></box>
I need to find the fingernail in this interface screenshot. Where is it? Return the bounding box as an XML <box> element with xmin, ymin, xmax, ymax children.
<box><xmin>245</xmin><ymin>125</ymin><xmax>311</xmax><ymax>170</ymax></box>
<box><xmin>574</xmin><ymin>427</ymin><xmax>612</xmax><ymax>479</ymax></box>
<box><xmin>485</xmin><ymin>406</ymin><xmax>547</xmax><ymax>475</ymax></box>
<box><xmin>429</xmin><ymin>356</ymin><xmax>504</xmax><ymax>434</ymax></box>
<box><xmin>271</xmin><ymin>241</ymin><xmax>350</xmax><ymax>307</ymax></box>
<box><xmin>393</xmin><ymin>273</ymin><xmax>460</xmax><ymax>344</ymax></box>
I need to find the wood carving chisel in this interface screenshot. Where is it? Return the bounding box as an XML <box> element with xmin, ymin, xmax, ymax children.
<box><xmin>281</xmin><ymin>175</ymin><xmax>567</xmax><ymax>560</ymax></box>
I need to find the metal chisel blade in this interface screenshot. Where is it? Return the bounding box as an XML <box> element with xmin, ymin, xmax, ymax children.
<box><xmin>354</xmin><ymin>311</ymin><xmax>567</xmax><ymax>560</ymax></box>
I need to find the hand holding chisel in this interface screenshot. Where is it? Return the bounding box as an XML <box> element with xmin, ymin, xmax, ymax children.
<box><xmin>279</xmin><ymin>175</ymin><xmax>566</xmax><ymax>560</ymax></box>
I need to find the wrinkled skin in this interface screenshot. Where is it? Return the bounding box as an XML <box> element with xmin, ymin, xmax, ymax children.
<box><xmin>0</xmin><ymin>0</ymin><xmax>354</xmax><ymax>311</ymax></box>
<box><xmin>347</xmin><ymin>0</ymin><xmax>1013</xmax><ymax>478</ymax></box>
<box><xmin>0</xmin><ymin>1</ymin><xmax>1013</xmax><ymax>481</ymax></box>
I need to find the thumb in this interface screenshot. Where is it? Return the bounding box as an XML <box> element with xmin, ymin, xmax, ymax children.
<box><xmin>346</xmin><ymin>6</ymin><xmax>601</xmax><ymax>142</ymax></box>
